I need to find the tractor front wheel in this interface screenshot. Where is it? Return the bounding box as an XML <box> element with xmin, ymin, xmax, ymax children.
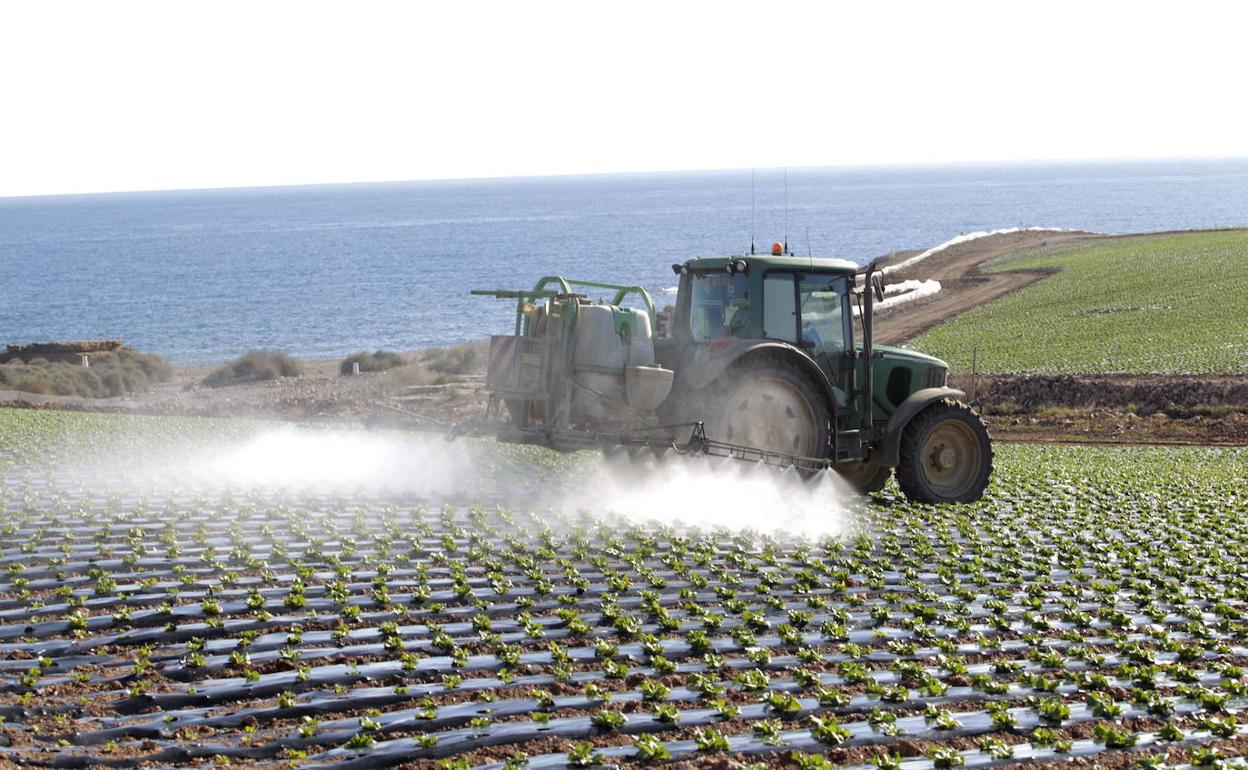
<box><xmin>896</xmin><ymin>399</ymin><xmax>993</xmax><ymax>503</ymax></box>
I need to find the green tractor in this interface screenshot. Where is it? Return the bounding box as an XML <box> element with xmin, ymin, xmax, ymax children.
<box><xmin>473</xmin><ymin>250</ymin><xmax>993</xmax><ymax>504</ymax></box>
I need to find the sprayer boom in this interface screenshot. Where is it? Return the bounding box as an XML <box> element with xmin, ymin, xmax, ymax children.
<box><xmin>367</xmin><ymin>406</ymin><xmax>838</xmax><ymax>474</ymax></box>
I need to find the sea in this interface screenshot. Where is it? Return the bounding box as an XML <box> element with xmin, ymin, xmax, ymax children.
<box><xmin>3</xmin><ymin>159</ymin><xmax>1247</xmax><ymax>364</ymax></box>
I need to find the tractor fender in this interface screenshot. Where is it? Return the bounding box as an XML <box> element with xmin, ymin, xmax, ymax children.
<box><xmin>672</xmin><ymin>339</ymin><xmax>836</xmax><ymax>410</ymax></box>
<box><xmin>875</xmin><ymin>387</ymin><xmax>967</xmax><ymax>467</ymax></box>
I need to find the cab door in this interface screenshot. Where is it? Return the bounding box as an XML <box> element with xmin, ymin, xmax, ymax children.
<box><xmin>797</xmin><ymin>274</ymin><xmax>852</xmax><ymax>388</ymax></box>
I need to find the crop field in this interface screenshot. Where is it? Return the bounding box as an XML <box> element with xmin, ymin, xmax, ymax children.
<box><xmin>911</xmin><ymin>230</ymin><xmax>1248</xmax><ymax>374</ymax></box>
<box><xmin>3</xmin><ymin>408</ymin><xmax>1248</xmax><ymax>769</ymax></box>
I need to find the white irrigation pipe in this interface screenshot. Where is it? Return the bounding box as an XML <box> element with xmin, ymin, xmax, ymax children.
<box><xmin>883</xmin><ymin>279</ymin><xmax>929</xmax><ymax>296</ymax></box>
<box><xmin>880</xmin><ymin>226</ymin><xmax>1075</xmax><ymax>276</ymax></box>
<box><xmin>876</xmin><ymin>278</ymin><xmax>942</xmax><ymax>311</ymax></box>
<box><xmin>856</xmin><ymin>225</ymin><xmax>1080</xmax><ymax>315</ymax></box>
<box><xmin>852</xmin><ymin>279</ymin><xmax>942</xmax><ymax>316</ymax></box>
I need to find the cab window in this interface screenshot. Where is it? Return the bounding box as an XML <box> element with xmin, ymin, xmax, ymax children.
<box><xmin>799</xmin><ymin>276</ymin><xmax>849</xmax><ymax>351</ymax></box>
<box><xmin>762</xmin><ymin>274</ymin><xmax>798</xmax><ymax>342</ymax></box>
<box><xmin>690</xmin><ymin>273</ymin><xmax>750</xmax><ymax>341</ymax></box>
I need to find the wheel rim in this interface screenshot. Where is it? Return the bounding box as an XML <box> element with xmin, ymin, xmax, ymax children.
<box><xmin>919</xmin><ymin>418</ymin><xmax>982</xmax><ymax>498</ymax></box>
<box><xmin>715</xmin><ymin>377</ymin><xmax>819</xmax><ymax>458</ymax></box>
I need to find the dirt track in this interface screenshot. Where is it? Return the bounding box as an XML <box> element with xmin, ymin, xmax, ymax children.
<box><xmin>872</xmin><ymin>229</ymin><xmax>1097</xmax><ymax>344</ymax></box>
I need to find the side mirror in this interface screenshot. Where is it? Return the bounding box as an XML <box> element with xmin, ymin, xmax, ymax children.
<box><xmin>871</xmin><ymin>274</ymin><xmax>886</xmax><ymax>303</ymax></box>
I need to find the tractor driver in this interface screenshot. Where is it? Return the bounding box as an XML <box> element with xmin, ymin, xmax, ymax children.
<box><xmin>799</xmin><ymin>280</ymin><xmax>847</xmax><ymax>352</ymax></box>
<box><xmin>725</xmin><ymin>298</ymin><xmax>750</xmax><ymax>336</ymax></box>
<box><xmin>802</xmin><ymin>320</ymin><xmax>824</xmax><ymax>348</ymax></box>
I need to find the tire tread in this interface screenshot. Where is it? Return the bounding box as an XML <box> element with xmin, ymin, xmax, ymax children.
<box><xmin>896</xmin><ymin>398</ymin><xmax>994</xmax><ymax>503</ymax></box>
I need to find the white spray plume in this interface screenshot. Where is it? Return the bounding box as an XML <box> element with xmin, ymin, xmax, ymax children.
<box><xmin>91</xmin><ymin>424</ymin><xmax>858</xmax><ymax>540</ymax></box>
<box><xmin>102</xmin><ymin>426</ymin><xmax>488</xmax><ymax>499</ymax></box>
<box><xmin>570</xmin><ymin>451</ymin><xmax>855</xmax><ymax>540</ymax></box>
<box><xmin>195</xmin><ymin>426</ymin><xmax>483</xmax><ymax>496</ymax></box>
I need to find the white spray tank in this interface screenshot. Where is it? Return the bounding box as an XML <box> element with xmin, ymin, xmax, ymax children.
<box><xmin>569</xmin><ymin>303</ymin><xmax>673</xmax><ymax>423</ymax></box>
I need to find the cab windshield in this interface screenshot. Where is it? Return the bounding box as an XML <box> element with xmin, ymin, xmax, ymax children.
<box><xmin>689</xmin><ymin>272</ymin><xmax>750</xmax><ymax>341</ymax></box>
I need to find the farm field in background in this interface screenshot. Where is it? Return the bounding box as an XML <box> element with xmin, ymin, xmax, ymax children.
<box><xmin>911</xmin><ymin>230</ymin><xmax>1248</xmax><ymax>374</ymax></box>
<box><xmin>3</xmin><ymin>409</ymin><xmax>1248</xmax><ymax>768</ymax></box>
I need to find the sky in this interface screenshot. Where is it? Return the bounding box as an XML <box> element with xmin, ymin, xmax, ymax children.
<box><xmin>2</xmin><ymin>0</ymin><xmax>1247</xmax><ymax>198</ymax></box>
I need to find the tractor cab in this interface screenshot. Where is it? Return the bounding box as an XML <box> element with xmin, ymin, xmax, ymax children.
<box><xmin>671</xmin><ymin>253</ymin><xmax>856</xmax><ymax>355</ymax></box>
<box><xmin>665</xmin><ymin>252</ymin><xmax>949</xmax><ymax>409</ymax></box>
<box><xmin>661</xmin><ymin>253</ymin><xmax>864</xmax><ymax>417</ymax></box>
<box><xmin>682</xmin><ymin>259</ymin><xmax>854</xmax><ymax>355</ymax></box>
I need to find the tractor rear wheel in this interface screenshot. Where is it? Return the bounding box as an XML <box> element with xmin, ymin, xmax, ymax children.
<box><xmin>834</xmin><ymin>459</ymin><xmax>891</xmax><ymax>494</ymax></box>
<box><xmin>706</xmin><ymin>357</ymin><xmax>830</xmax><ymax>464</ymax></box>
<box><xmin>896</xmin><ymin>399</ymin><xmax>993</xmax><ymax>503</ymax></box>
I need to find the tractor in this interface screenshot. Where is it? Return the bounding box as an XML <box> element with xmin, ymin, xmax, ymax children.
<box><xmin>471</xmin><ymin>246</ymin><xmax>993</xmax><ymax>503</ymax></box>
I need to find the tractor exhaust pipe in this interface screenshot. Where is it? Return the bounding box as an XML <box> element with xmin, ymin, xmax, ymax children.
<box><xmin>861</xmin><ymin>261</ymin><xmax>882</xmax><ymax>433</ymax></box>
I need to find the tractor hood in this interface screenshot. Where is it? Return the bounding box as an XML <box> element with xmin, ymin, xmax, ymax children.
<box><xmin>868</xmin><ymin>344</ymin><xmax>948</xmax><ymax>369</ymax></box>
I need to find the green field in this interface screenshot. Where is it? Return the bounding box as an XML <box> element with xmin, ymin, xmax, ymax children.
<box><xmin>910</xmin><ymin>229</ymin><xmax>1248</xmax><ymax>373</ymax></box>
<box><xmin>5</xmin><ymin>408</ymin><xmax>1248</xmax><ymax>768</ymax></box>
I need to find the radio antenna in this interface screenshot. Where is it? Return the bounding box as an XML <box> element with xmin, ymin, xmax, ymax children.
<box><xmin>783</xmin><ymin>168</ymin><xmax>789</xmax><ymax>255</ymax></box>
<box><xmin>750</xmin><ymin>169</ymin><xmax>756</xmax><ymax>255</ymax></box>
<box><xmin>805</xmin><ymin>226</ymin><xmax>813</xmax><ymax>263</ymax></box>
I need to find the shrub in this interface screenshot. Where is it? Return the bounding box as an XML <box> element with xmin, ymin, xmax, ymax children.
<box><xmin>202</xmin><ymin>351</ymin><xmax>303</xmax><ymax>388</ymax></box>
<box><xmin>340</xmin><ymin>350</ymin><xmax>405</xmax><ymax>376</ymax></box>
<box><xmin>366</xmin><ymin>340</ymin><xmax>490</xmax><ymax>389</ymax></box>
<box><xmin>0</xmin><ymin>349</ymin><xmax>172</xmax><ymax>398</ymax></box>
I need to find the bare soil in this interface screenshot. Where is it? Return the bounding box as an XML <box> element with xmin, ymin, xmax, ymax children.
<box><xmin>945</xmin><ymin>371</ymin><xmax>1248</xmax><ymax>445</ymax></box>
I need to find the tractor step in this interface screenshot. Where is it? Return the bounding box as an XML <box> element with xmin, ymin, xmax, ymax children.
<box><xmin>834</xmin><ymin>430</ymin><xmax>861</xmax><ymax>462</ymax></box>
